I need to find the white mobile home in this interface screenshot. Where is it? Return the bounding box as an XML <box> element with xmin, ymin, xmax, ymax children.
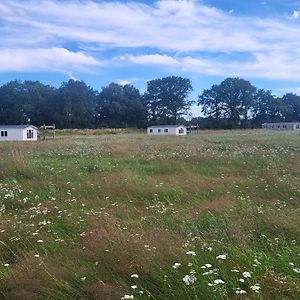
<box><xmin>0</xmin><ymin>125</ymin><xmax>38</xmax><ymax>141</ymax></box>
<box><xmin>147</xmin><ymin>125</ymin><xmax>187</xmax><ymax>136</ymax></box>
<box><xmin>262</xmin><ymin>122</ymin><xmax>300</xmax><ymax>131</ymax></box>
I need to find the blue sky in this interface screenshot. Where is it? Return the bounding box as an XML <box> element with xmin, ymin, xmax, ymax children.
<box><xmin>1</xmin><ymin>0</ymin><xmax>300</xmax><ymax>116</ymax></box>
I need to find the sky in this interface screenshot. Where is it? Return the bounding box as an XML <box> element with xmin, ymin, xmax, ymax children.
<box><xmin>1</xmin><ymin>0</ymin><xmax>300</xmax><ymax>117</ymax></box>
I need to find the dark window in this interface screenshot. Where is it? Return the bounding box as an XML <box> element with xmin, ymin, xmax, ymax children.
<box><xmin>164</xmin><ymin>129</ymin><xmax>168</xmax><ymax>133</ymax></box>
<box><xmin>278</xmin><ymin>125</ymin><xmax>280</xmax><ymax>128</ymax></box>
<box><xmin>27</xmin><ymin>129</ymin><xmax>34</xmax><ymax>139</ymax></box>
<box><xmin>158</xmin><ymin>129</ymin><xmax>161</xmax><ymax>133</ymax></box>
<box><xmin>149</xmin><ymin>129</ymin><xmax>153</xmax><ymax>133</ymax></box>
<box><xmin>1</xmin><ymin>131</ymin><xmax>7</xmax><ymax>137</ymax></box>
<box><xmin>178</xmin><ymin>128</ymin><xmax>184</xmax><ymax>134</ymax></box>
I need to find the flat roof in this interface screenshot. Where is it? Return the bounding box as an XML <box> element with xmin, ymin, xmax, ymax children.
<box><xmin>148</xmin><ymin>125</ymin><xmax>186</xmax><ymax>128</ymax></box>
<box><xmin>0</xmin><ymin>125</ymin><xmax>37</xmax><ymax>129</ymax></box>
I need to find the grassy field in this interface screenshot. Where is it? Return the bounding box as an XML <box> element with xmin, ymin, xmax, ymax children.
<box><xmin>0</xmin><ymin>130</ymin><xmax>299</xmax><ymax>299</ymax></box>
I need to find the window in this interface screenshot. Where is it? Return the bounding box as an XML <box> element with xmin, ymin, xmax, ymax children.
<box><xmin>278</xmin><ymin>125</ymin><xmax>280</xmax><ymax>128</ymax></box>
<box><xmin>149</xmin><ymin>129</ymin><xmax>153</xmax><ymax>133</ymax></box>
<box><xmin>164</xmin><ymin>128</ymin><xmax>168</xmax><ymax>133</ymax></box>
<box><xmin>27</xmin><ymin>129</ymin><xmax>34</xmax><ymax>139</ymax></box>
<box><xmin>178</xmin><ymin>128</ymin><xmax>184</xmax><ymax>134</ymax></box>
<box><xmin>296</xmin><ymin>124</ymin><xmax>300</xmax><ymax>129</ymax></box>
<box><xmin>158</xmin><ymin>129</ymin><xmax>161</xmax><ymax>133</ymax></box>
<box><xmin>1</xmin><ymin>130</ymin><xmax>7</xmax><ymax>137</ymax></box>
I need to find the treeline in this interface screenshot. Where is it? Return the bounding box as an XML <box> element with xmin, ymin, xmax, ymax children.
<box><xmin>0</xmin><ymin>76</ymin><xmax>299</xmax><ymax>129</ymax></box>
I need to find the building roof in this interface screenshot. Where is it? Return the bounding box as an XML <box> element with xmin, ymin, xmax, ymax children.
<box><xmin>0</xmin><ymin>125</ymin><xmax>37</xmax><ymax>129</ymax></box>
<box><xmin>262</xmin><ymin>122</ymin><xmax>299</xmax><ymax>125</ymax></box>
<box><xmin>148</xmin><ymin>125</ymin><xmax>186</xmax><ymax>128</ymax></box>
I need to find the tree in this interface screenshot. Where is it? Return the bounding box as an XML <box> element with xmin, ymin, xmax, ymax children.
<box><xmin>198</xmin><ymin>78</ymin><xmax>256</xmax><ymax>128</ymax></box>
<box><xmin>253</xmin><ymin>89</ymin><xmax>283</xmax><ymax>125</ymax></box>
<box><xmin>144</xmin><ymin>76</ymin><xmax>193</xmax><ymax>124</ymax></box>
<box><xmin>56</xmin><ymin>80</ymin><xmax>97</xmax><ymax>128</ymax></box>
<box><xmin>281</xmin><ymin>93</ymin><xmax>300</xmax><ymax>121</ymax></box>
<box><xmin>97</xmin><ymin>83</ymin><xmax>147</xmax><ymax>128</ymax></box>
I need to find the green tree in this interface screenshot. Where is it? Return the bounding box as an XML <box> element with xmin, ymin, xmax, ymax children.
<box><xmin>144</xmin><ymin>76</ymin><xmax>193</xmax><ymax>124</ymax></box>
<box><xmin>281</xmin><ymin>93</ymin><xmax>300</xmax><ymax>121</ymax></box>
<box><xmin>56</xmin><ymin>80</ymin><xmax>97</xmax><ymax>128</ymax></box>
<box><xmin>97</xmin><ymin>83</ymin><xmax>147</xmax><ymax>128</ymax></box>
<box><xmin>198</xmin><ymin>78</ymin><xmax>256</xmax><ymax>128</ymax></box>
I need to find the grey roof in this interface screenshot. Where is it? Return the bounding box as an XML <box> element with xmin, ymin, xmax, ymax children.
<box><xmin>148</xmin><ymin>125</ymin><xmax>186</xmax><ymax>128</ymax></box>
<box><xmin>0</xmin><ymin>125</ymin><xmax>37</xmax><ymax>129</ymax></box>
<box><xmin>262</xmin><ymin>122</ymin><xmax>299</xmax><ymax>125</ymax></box>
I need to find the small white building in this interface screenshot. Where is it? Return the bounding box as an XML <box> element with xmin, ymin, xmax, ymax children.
<box><xmin>147</xmin><ymin>125</ymin><xmax>187</xmax><ymax>135</ymax></box>
<box><xmin>262</xmin><ymin>122</ymin><xmax>300</xmax><ymax>131</ymax></box>
<box><xmin>0</xmin><ymin>125</ymin><xmax>38</xmax><ymax>141</ymax></box>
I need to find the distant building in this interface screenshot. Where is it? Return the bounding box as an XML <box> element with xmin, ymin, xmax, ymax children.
<box><xmin>0</xmin><ymin>125</ymin><xmax>38</xmax><ymax>141</ymax></box>
<box><xmin>147</xmin><ymin>125</ymin><xmax>187</xmax><ymax>135</ymax></box>
<box><xmin>262</xmin><ymin>122</ymin><xmax>300</xmax><ymax>131</ymax></box>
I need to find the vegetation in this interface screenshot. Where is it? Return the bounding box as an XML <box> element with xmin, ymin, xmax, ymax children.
<box><xmin>0</xmin><ymin>130</ymin><xmax>299</xmax><ymax>299</ymax></box>
<box><xmin>1</xmin><ymin>77</ymin><xmax>299</xmax><ymax>129</ymax></box>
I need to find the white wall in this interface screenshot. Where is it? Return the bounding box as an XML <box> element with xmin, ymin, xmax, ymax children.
<box><xmin>21</xmin><ymin>128</ymin><xmax>38</xmax><ymax>141</ymax></box>
<box><xmin>0</xmin><ymin>127</ymin><xmax>37</xmax><ymax>141</ymax></box>
<box><xmin>147</xmin><ymin>126</ymin><xmax>187</xmax><ymax>135</ymax></box>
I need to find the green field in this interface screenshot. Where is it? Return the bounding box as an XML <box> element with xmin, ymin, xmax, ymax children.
<box><xmin>0</xmin><ymin>130</ymin><xmax>299</xmax><ymax>299</ymax></box>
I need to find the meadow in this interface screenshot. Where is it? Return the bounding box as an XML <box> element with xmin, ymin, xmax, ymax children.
<box><xmin>0</xmin><ymin>130</ymin><xmax>299</xmax><ymax>299</ymax></box>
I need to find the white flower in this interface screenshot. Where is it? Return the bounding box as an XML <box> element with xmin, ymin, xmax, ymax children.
<box><xmin>4</xmin><ymin>263</ymin><xmax>10</xmax><ymax>267</ymax></box>
<box><xmin>186</xmin><ymin>251</ymin><xmax>196</xmax><ymax>256</ymax></box>
<box><xmin>250</xmin><ymin>284</ymin><xmax>260</xmax><ymax>292</ymax></box>
<box><xmin>231</xmin><ymin>269</ymin><xmax>239</xmax><ymax>273</ymax></box>
<box><xmin>37</xmin><ymin>239</ymin><xmax>44</xmax><ymax>243</ymax></box>
<box><xmin>131</xmin><ymin>285</ymin><xmax>138</xmax><ymax>289</ymax></box>
<box><xmin>182</xmin><ymin>274</ymin><xmax>196</xmax><ymax>285</ymax></box>
<box><xmin>242</xmin><ymin>271</ymin><xmax>251</xmax><ymax>278</ymax></box>
<box><xmin>122</xmin><ymin>295</ymin><xmax>134</xmax><ymax>299</ymax></box>
<box><xmin>34</xmin><ymin>254</ymin><xmax>40</xmax><ymax>258</ymax></box>
<box><xmin>172</xmin><ymin>263</ymin><xmax>181</xmax><ymax>269</ymax></box>
<box><xmin>236</xmin><ymin>289</ymin><xmax>247</xmax><ymax>294</ymax></box>
<box><xmin>205</xmin><ymin>264</ymin><xmax>212</xmax><ymax>268</ymax></box>
<box><xmin>81</xmin><ymin>277</ymin><xmax>86</xmax><ymax>281</ymax></box>
<box><xmin>216</xmin><ymin>254</ymin><xmax>226</xmax><ymax>260</ymax></box>
<box><xmin>239</xmin><ymin>278</ymin><xmax>245</xmax><ymax>283</ymax></box>
<box><xmin>293</xmin><ymin>268</ymin><xmax>300</xmax><ymax>273</ymax></box>
<box><xmin>214</xmin><ymin>279</ymin><xmax>224</xmax><ymax>284</ymax></box>
<box><xmin>131</xmin><ymin>274</ymin><xmax>139</xmax><ymax>278</ymax></box>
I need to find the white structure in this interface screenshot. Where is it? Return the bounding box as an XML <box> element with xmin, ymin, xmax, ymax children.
<box><xmin>147</xmin><ymin>125</ymin><xmax>187</xmax><ymax>135</ymax></box>
<box><xmin>262</xmin><ymin>122</ymin><xmax>300</xmax><ymax>131</ymax></box>
<box><xmin>0</xmin><ymin>125</ymin><xmax>38</xmax><ymax>141</ymax></box>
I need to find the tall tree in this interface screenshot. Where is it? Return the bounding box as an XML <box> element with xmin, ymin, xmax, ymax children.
<box><xmin>144</xmin><ymin>76</ymin><xmax>193</xmax><ymax>124</ymax></box>
<box><xmin>281</xmin><ymin>93</ymin><xmax>300</xmax><ymax>121</ymax></box>
<box><xmin>198</xmin><ymin>78</ymin><xmax>256</xmax><ymax>128</ymax></box>
<box><xmin>56</xmin><ymin>80</ymin><xmax>97</xmax><ymax>128</ymax></box>
<box><xmin>97</xmin><ymin>83</ymin><xmax>147</xmax><ymax>128</ymax></box>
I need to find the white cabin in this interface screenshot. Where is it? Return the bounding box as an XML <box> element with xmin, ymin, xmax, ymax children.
<box><xmin>0</xmin><ymin>125</ymin><xmax>38</xmax><ymax>141</ymax></box>
<box><xmin>262</xmin><ymin>122</ymin><xmax>300</xmax><ymax>131</ymax></box>
<box><xmin>147</xmin><ymin>125</ymin><xmax>187</xmax><ymax>136</ymax></box>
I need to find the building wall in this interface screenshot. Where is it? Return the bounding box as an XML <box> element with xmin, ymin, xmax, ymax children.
<box><xmin>262</xmin><ymin>123</ymin><xmax>300</xmax><ymax>130</ymax></box>
<box><xmin>147</xmin><ymin>126</ymin><xmax>187</xmax><ymax>135</ymax></box>
<box><xmin>0</xmin><ymin>127</ymin><xmax>38</xmax><ymax>141</ymax></box>
<box><xmin>21</xmin><ymin>128</ymin><xmax>38</xmax><ymax>141</ymax></box>
<box><xmin>0</xmin><ymin>128</ymin><xmax>23</xmax><ymax>141</ymax></box>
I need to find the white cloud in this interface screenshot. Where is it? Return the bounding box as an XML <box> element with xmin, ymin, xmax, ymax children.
<box><xmin>0</xmin><ymin>48</ymin><xmax>101</xmax><ymax>72</ymax></box>
<box><xmin>292</xmin><ymin>10</ymin><xmax>300</xmax><ymax>19</ymax></box>
<box><xmin>0</xmin><ymin>1</ymin><xmax>300</xmax><ymax>80</ymax></box>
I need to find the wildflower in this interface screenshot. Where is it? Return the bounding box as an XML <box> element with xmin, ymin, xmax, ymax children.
<box><xmin>37</xmin><ymin>239</ymin><xmax>44</xmax><ymax>243</ymax></box>
<box><xmin>122</xmin><ymin>295</ymin><xmax>134</xmax><ymax>299</ymax></box>
<box><xmin>186</xmin><ymin>251</ymin><xmax>196</xmax><ymax>256</ymax></box>
<box><xmin>293</xmin><ymin>268</ymin><xmax>300</xmax><ymax>273</ymax></box>
<box><xmin>231</xmin><ymin>268</ymin><xmax>239</xmax><ymax>273</ymax></box>
<box><xmin>239</xmin><ymin>278</ymin><xmax>245</xmax><ymax>283</ymax></box>
<box><xmin>250</xmin><ymin>284</ymin><xmax>260</xmax><ymax>292</ymax></box>
<box><xmin>214</xmin><ymin>279</ymin><xmax>224</xmax><ymax>284</ymax></box>
<box><xmin>172</xmin><ymin>263</ymin><xmax>181</xmax><ymax>269</ymax></box>
<box><xmin>182</xmin><ymin>274</ymin><xmax>196</xmax><ymax>285</ymax></box>
<box><xmin>4</xmin><ymin>263</ymin><xmax>10</xmax><ymax>267</ymax></box>
<box><xmin>34</xmin><ymin>254</ymin><xmax>40</xmax><ymax>258</ymax></box>
<box><xmin>242</xmin><ymin>271</ymin><xmax>251</xmax><ymax>278</ymax></box>
<box><xmin>131</xmin><ymin>285</ymin><xmax>138</xmax><ymax>289</ymax></box>
<box><xmin>216</xmin><ymin>254</ymin><xmax>226</xmax><ymax>260</ymax></box>
<box><xmin>188</xmin><ymin>262</ymin><xmax>193</xmax><ymax>267</ymax></box>
<box><xmin>81</xmin><ymin>277</ymin><xmax>86</xmax><ymax>281</ymax></box>
<box><xmin>131</xmin><ymin>274</ymin><xmax>139</xmax><ymax>278</ymax></box>
<box><xmin>236</xmin><ymin>289</ymin><xmax>247</xmax><ymax>294</ymax></box>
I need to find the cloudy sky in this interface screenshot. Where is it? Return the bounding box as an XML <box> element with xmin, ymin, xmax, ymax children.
<box><xmin>1</xmin><ymin>0</ymin><xmax>300</xmax><ymax>116</ymax></box>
